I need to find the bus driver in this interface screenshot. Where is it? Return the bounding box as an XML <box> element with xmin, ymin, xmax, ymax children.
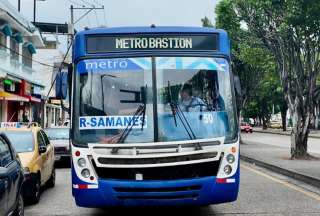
<box><xmin>178</xmin><ymin>84</ymin><xmax>206</xmax><ymax>112</ymax></box>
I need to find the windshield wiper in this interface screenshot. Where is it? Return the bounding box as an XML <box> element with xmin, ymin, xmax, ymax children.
<box><xmin>111</xmin><ymin>104</ymin><xmax>145</xmax><ymax>154</ymax></box>
<box><xmin>167</xmin><ymin>82</ymin><xmax>201</xmax><ymax>150</ymax></box>
<box><xmin>140</xmin><ymin>85</ymin><xmax>147</xmax><ymax>131</ymax></box>
<box><xmin>111</xmin><ymin>86</ymin><xmax>147</xmax><ymax>154</ymax></box>
<box><xmin>167</xmin><ymin>81</ymin><xmax>177</xmax><ymax>126</ymax></box>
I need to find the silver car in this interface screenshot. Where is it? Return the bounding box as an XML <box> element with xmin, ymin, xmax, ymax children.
<box><xmin>45</xmin><ymin>127</ymin><xmax>70</xmax><ymax>162</ymax></box>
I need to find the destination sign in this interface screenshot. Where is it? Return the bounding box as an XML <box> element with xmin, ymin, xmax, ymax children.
<box><xmin>86</xmin><ymin>34</ymin><xmax>218</xmax><ymax>53</ymax></box>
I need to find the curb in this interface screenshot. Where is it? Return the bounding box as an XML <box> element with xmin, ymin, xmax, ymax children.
<box><xmin>240</xmin><ymin>154</ymin><xmax>320</xmax><ymax>188</ymax></box>
<box><xmin>253</xmin><ymin>130</ymin><xmax>320</xmax><ymax>139</ymax></box>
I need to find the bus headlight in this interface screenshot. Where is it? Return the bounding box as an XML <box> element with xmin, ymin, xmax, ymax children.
<box><xmin>77</xmin><ymin>158</ymin><xmax>86</xmax><ymax>167</ymax></box>
<box><xmin>81</xmin><ymin>169</ymin><xmax>90</xmax><ymax>178</ymax></box>
<box><xmin>223</xmin><ymin>165</ymin><xmax>232</xmax><ymax>175</ymax></box>
<box><xmin>226</xmin><ymin>154</ymin><xmax>235</xmax><ymax>164</ymax></box>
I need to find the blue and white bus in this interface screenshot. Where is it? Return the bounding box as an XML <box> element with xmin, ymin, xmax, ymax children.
<box><xmin>70</xmin><ymin>26</ymin><xmax>239</xmax><ymax>207</ymax></box>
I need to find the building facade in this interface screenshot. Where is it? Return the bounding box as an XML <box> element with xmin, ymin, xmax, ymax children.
<box><xmin>32</xmin><ymin>35</ymin><xmax>70</xmax><ymax>128</ymax></box>
<box><xmin>0</xmin><ymin>0</ymin><xmax>45</xmax><ymax>124</ymax></box>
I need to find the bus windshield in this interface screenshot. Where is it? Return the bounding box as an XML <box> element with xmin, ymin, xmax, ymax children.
<box><xmin>74</xmin><ymin>57</ymin><xmax>237</xmax><ymax>145</ymax></box>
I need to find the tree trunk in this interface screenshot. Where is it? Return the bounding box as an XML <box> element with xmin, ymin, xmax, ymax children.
<box><xmin>281</xmin><ymin>108</ymin><xmax>287</xmax><ymax>131</ymax></box>
<box><xmin>315</xmin><ymin>105</ymin><xmax>319</xmax><ymax>130</ymax></box>
<box><xmin>262</xmin><ymin>117</ymin><xmax>268</xmax><ymax>130</ymax></box>
<box><xmin>290</xmin><ymin>107</ymin><xmax>309</xmax><ymax>159</ymax></box>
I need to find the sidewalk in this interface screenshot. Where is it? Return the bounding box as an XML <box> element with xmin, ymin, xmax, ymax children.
<box><xmin>253</xmin><ymin>127</ymin><xmax>320</xmax><ymax>139</ymax></box>
<box><xmin>240</xmin><ymin>138</ymin><xmax>320</xmax><ymax>188</ymax></box>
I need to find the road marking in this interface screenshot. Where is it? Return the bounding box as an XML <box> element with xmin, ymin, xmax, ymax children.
<box><xmin>241</xmin><ymin>164</ymin><xmax>320</xmax><ymax>202</ymax></box>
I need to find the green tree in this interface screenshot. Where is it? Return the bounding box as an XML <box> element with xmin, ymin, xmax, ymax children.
<box><xmin>204</xmin><ymin>0</ymin><xmax>282</xmax><ymax>128</ymax></box>
<box><xmin>234</xmin><ymin>0</ymin><xmax>320</xmax><ymax>158</ymax></box>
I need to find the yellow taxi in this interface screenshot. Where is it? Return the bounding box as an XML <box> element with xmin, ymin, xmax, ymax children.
<box><xmin>0</xmin><ymin>122</ymin><xmax>55</xmax><ymax>203</ymax></box>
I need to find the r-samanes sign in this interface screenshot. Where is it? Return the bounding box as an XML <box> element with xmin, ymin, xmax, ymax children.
<box><xmin>86</xmin><ymin>34</ymin><xmax>218</xmax><ymax>53</ymax></box>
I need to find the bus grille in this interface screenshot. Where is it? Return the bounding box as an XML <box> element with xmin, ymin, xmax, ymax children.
<box><xmin>113</xmin><ymin>185</ymin><xmax>202</xmax><ymax>200</ymax></box>
<box><xmin>97</xmin><ymin>152</ymin><xmax>218</xmax><ymax>165</ymax></box>
<box><xmin>92</xmin><ymin>159</ymin><xmax>221</xmax><ymax>180</ymax></box>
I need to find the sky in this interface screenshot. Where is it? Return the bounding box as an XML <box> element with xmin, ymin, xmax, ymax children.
<box><xmin>14</xmin><ymin>0</ymin><xmax>218</xmax><ymax>51</ymax></box>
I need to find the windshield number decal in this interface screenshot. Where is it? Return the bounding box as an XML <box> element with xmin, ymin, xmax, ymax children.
<box><xmin>203</xmin><ymin>113</ymin><xmax>214</xmax><ymax>124</ymax></box>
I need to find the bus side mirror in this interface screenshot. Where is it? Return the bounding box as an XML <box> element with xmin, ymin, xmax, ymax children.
<box><xmin>56</xmin><ymin>71</ymin><xmax>68</xmax><ymax>100</ymax></box>
<box><xmin>68</xmin><ymin>64</ymin><xmax>73</xmax><ymax>104</ymax></box>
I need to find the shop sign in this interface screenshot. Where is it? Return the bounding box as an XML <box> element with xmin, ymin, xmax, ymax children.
<box><xmin>0</xmin><ymin>122</ymin><xmax>21</xmax><ymax>128</ymax></box>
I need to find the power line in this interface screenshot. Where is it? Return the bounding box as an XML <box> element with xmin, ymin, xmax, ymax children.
<box><xmin>92</xmin><ymin>0</ymin><xmax>103</xmax><ymax>7</ymax></box>
<box><xmin>103</xmin><ymin>7</ymin><xmax>107</xmax><ymax>26</ymax></box>
<box><xmin>80</xmin><ymin>0</ymin><xmax>94</xmax><ymax>6</ymax></box>
<box><xmin>67</xmin><ymin>0</ymin><xmax>84</xmax><ymax>7</ymax></box>
<box><xmin>0</xmin><ymin>43</ymin><xmax>59</xmax><ymax>69</ymax></box>
<box><xmin>91</xmin><ymin>0</ymin><xmax>100</xmax><ymax>26</ymax></box>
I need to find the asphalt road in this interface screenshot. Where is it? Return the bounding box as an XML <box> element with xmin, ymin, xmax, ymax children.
<box><xmin>241</xmin><ymin>132</ymin><xmax>320</xmax><ymax>154</ymax></box>
<box><xmin>25</xmin><ymin>162</ymin><xmax>320</xmax><ymax>216</ymax></box>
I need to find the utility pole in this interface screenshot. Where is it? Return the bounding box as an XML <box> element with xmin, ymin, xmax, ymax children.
<box><xmin>33</xmin><ymin>0</ymin><xmax>36</xmax><ymax>22</ymax></box>
<box><xmin>18</xmin><ymin>0</ymin><xmax>21</xmax><ymax>12</ymax></box>
<box><xmin>69</xmin><ymin>5</ymin><xmax>104</xmax><ymax>40</ymax></box>
<box><xmin>69</xmin><ymin>5</ymin><xmax>74</xmax><ymax>44</ymax></box>
<box><xmin>33</xmin><ymin>0</ymin><xmax>45</xmax><ymax>23</ymax></box>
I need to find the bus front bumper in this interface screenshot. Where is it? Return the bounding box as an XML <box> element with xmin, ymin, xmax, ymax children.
<box><xmin>72</xmin><ymin>169</ymin><xmax>239</xmax><ymax>207</ymax></box>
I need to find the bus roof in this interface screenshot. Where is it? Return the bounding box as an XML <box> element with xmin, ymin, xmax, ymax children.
<box><xmin>76</xmin><ymin>26</ymin><xmax>227</xmax><ymax>35</ymax></box>
<box><xmin>73</xmin><ymin>26</ymin><xmax>230</xmax><ymax>61</ymax></box>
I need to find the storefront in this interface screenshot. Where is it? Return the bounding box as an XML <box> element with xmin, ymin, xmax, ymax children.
<box><xmin>0</xmin><ymin>77</ymin><xmax>29</xmax><ymax>122</ymax></box>
<box><xmin>0</xmin><ymin>77</ymin><xmax>44</xmax><ymax>123</ymax></box>
<box><xmin>45</xmin><ymin>103</ymin><xmax>62</xmax><ymax>127</ymax></box>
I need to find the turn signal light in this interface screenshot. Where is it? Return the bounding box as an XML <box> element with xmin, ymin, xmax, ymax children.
<box><xmin>231</xmin><ymin>146</ymin><xmax>236</xmax><ymax>153</ymax></box>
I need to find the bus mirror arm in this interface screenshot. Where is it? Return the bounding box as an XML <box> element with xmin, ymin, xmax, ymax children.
<box><xmin>58</xmin><ymin>63</ymin><xmax>73</xmax><ymax>115</ymax></box>
<box><xmin>68</xmin><ymin>63</ymin><xmax>73</xmax><ymax>104</ymax></box>
<box><xmin>233</xmin><ymin>75</ymin><xmax>242</xmax><ymax>96</ymax></box>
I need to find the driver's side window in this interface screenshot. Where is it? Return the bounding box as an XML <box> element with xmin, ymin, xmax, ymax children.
<box><xmin>40</xmin><ymin>131</ymin><xmax>50</xmax><ymax>146</ymax></box>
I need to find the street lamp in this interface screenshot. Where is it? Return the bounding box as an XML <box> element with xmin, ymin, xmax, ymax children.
<box><xmin>33</xmin><ymin>0</ymin><xmax>46</xmax><ymax>23</ymax></box>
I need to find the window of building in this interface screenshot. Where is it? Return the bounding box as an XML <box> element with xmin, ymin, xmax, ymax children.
<box><xmin>10</xmin><ymin>37</ymin><xmax>19</xmax><ymax>61</ymax></box>
<box><xmin>0</xmin><ymin>32</ymin><xmax>6</xmax><ymax>50</ymax></box>
<box><xmin>22</xmin><ymin>45</ymin><xmax>32</xmax><ymax>67</ymax></box>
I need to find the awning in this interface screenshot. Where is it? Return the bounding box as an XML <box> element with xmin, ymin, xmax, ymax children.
<box><xmin>29</xmin><ymin>96</ymin><xmax>41</xmax><ymax>103</ymax></box>
<box><xmin>12</xmin><ymin>32</ymin><xmax>23</xmax><ymax>43</ymax></box>
<box><xmin>0</xmin><ymin>23</ymin><xmax>12</xmax><ymax>36</ymax></box>
<box><xmin>0</xmin><ymin>91</ymin><xmax>29</xmax><ymax>102</ymax></box>
<box><xmin>23</xmin><ymin>42</ymin><xmax>36</xmax><ymax>54</ymax></box>
<box><xmin>23</xmin><ymin>95</ymin><xmax>41</xmax><ymax>103</ymax></box>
